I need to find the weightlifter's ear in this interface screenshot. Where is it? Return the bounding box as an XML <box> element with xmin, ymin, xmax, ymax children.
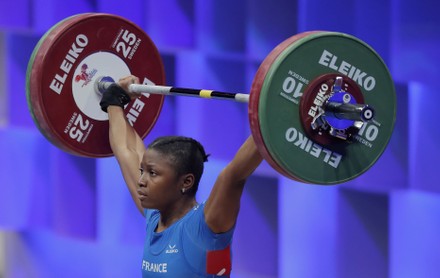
<box><xmin>180</xmin><ymin>173</ymin><xmax>195</xmax><ymax>194</ymax></box>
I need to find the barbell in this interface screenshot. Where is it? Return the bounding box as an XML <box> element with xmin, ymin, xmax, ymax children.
<box><xmin>25</xmin><ymin>13</ymin><xmax>396</xmax><ymax>184</ymax></box>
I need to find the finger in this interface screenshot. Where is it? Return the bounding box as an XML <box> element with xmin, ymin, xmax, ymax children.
<box><xmin>132</xmin><ymin>76</ymin><xmax>140</xmax><ymax>84</ymax></box>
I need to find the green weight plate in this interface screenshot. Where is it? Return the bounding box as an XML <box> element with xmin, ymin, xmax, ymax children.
<box><xmin>250</xmin><ymin>32</ymin><xmax>396</xmax><ymax>184</ymax></box>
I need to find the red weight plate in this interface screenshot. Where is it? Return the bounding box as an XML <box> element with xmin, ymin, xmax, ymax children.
<box><xmin>249</xmin><ymin>31</ymin><xmax>321</xmax><ymax>183</ymax></box>
<box><xmin>26</xmin><ymin>13</ymin><xmax>165</xmax><ymax>157</ymax></box>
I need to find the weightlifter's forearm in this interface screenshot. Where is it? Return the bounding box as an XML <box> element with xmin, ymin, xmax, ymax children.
<box><xmin>107</xmin><ymin>106</ymin><xmax>138</xmax><ymax>156</ymax></box>
<box><xmin>227</xmin><ymin>136</ymin><xmax>263</xmax><ymax>182</ymax></box>
<box><xmin>107</xmin><ymin>105</ymin><xmax>144</xmax><ymax>214</ymax></box>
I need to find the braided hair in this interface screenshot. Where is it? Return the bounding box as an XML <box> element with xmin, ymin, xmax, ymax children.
<box><xmin>147</xmin><ymin>136</ymin><xmax>209</xmax><ymax>196</ymax></box>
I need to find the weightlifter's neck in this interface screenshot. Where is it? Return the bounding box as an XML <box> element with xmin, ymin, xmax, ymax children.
<box><xmin>156</xmin><ymin>198</ymin><xmax>198</xmax><ymax>232</ymax></box>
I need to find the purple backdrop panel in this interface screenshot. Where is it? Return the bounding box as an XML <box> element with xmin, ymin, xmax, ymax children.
<box><xmin>0</xmin><ymin>33</ymin><xmax>5</xmax><ymax>124</ymax></box>
<box><xmin>199</xmin><ymin>99</ymin><xmax>247</xmax><ymax>159</ymax></box>
<box><xmin>97</xmin><ymin>0</ymin><xmax>146</xmax><ymax>27</ymax></box>
<box><xmin>49</xmin><ymin>150</ymin><xmax>97</xmax><ymax>239</ymax></box>
<box><xmin>353</xmin><ymin>0</ymin><xmax>392</xmax><ymax>63</ymax></box>
<box><xmin>396</xmin><ymin>0</ymin><xmax>440</xmax><ymax>32</ymax></box>
<box><xmin>391</xmin><ymin>0</ymin><xmax>440</xmax><ymax>85</ymax></box>
<box><xmin>0</xmin><ymin>128</ymin><xmax>51</xmax><ymax>229</ymax></box>
<box><xmin>0</xmin><ymin>0</ymin><xmax>31</xmax><ymax>29</ymax></box>
<box><xmin>233</xmin><ymin>175</ymin><xmax>278</xmax><ymax>277</ymax></box>
<box><xmin>336</xmin><ymin>188</ymin><xmax>389</xmax><ymax>278</ymax></box>
<box><xmin>175</xmin><ymin>52</ymin><xmax>248</xmax><ymax>159</ymax></box>
<box><xmin>4</xmin><ymin>230</ymin><xmax>141</xmax><ymax>277</ymax></box>
<box><xmin>390</xmin><ymin>190</ymin><xmax>440</xmax><ymax>277</ymax></box>
<box><xmin>146</xmin><ymin>0</ymin><xmax>195</xmax><ymax>48</ymax></box>
<box><xmin>177</xmin><ymin>97</ymin><xmax>247</xmax><ymax>160</ymax></box>
<box><xmin>297</xmin><ymin>0</ymin><xmax>356</xmax><ymax>34</ymax></box>
<box><xmin>407</xmin><ymin>83</ymin><xmax>440</xmax><ymax>193</ymax></box>
<box><xmin>196</xmin><ymin>0</ymin><xmax>246</xmax><ymax>53</ymax></box>
<box><xmin>32</xmin><ymin>0</ymin><xmax>95</xmax><ymax>33</ymax></box>
<box><xmin>278</xmin><ymin>178</ymin><xmax>339</xmax><ymax>278</ymax></box>
<box><xmin>195</xmin><ymin>158</ymin><xmax>224</xmax><ymax>202</ymax></box>
<box><xmin>96</xmin><ymin>157</ymin><xmax>145</xmax><ymax>246</ymax></box>
<box><xmin>391</xmin><ymin>40</ymin><xmax>440</xmax><ymax>85</ymax></box>
<box><xmin>298</xmin><ymin>0</ymin><xmax>392</xmax><ymax>63</ymax></box>
<box><xmin>246</xmin><ymin>0</ymin><xmax>298</xmax><ymax>60</ymax></box>
<box><xmin>160</xmin><ymin>53</ymin><xmax>177</xmax><ymax>86</ymax></box>
<box><xmin>7</xmin><ymin>33</ymin><xmax>41</xmax><ymax>128</ymax></box>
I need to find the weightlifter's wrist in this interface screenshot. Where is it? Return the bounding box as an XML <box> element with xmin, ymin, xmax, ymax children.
<box><xmin>99</xmin><ymin>83</ymin><xmax>131</xmax><ymax>112</ymax></box>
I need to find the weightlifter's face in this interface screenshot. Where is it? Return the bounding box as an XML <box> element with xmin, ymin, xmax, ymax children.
<box><xmin>137</xmin><ymin>148</ymin><xmax>181</xmax><ymax>209</ymax></box>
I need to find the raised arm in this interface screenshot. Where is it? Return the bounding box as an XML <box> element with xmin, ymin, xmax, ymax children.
<box><xmin>102</xmin><ymin>76</ymin><xmax>146</xmax><ymax>214</ymax></box>
<box><xmin>204</xmin><ymin>135</ymin><xmax>263</xmax><ymax>233</ymax></box>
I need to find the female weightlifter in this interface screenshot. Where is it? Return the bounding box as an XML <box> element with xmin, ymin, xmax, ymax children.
<box><xmin>99</xmin><ymin>75</ymin><xmax>263</xmax><ymax>277</ymax></box>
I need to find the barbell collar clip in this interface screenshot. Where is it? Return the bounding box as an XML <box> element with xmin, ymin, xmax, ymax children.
<box><xmin>325</xmin><ymin>102</ymin><xmax>375</xmax><ymax>122</ymax></box>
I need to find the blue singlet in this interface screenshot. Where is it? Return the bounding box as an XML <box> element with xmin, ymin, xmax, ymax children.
<box><xmin>141</xmin><ymin>203</ymin><xmax>234</xmax><ymax>277</ymax></box>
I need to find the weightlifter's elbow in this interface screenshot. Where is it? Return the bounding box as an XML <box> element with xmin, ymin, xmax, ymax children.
<box><xmin>112</xmin><ymin>144</ymin><xmax>137</xmax><ymax>163</ymax></box>
<box><xmin>224</xmin><ymin>159</ymin><xmax>261</xmax><ymax>183</ymax></box>
<box><xmin>110</xmin><ymin>142</ymin><xmax>126</xmax><ymax>157</ymax></box>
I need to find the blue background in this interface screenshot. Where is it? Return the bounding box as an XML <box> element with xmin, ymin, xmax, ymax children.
<box><xmin>0</xmin><ymin>0</ymin><xmax>439</xmax><ymax>277</ymax></box>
